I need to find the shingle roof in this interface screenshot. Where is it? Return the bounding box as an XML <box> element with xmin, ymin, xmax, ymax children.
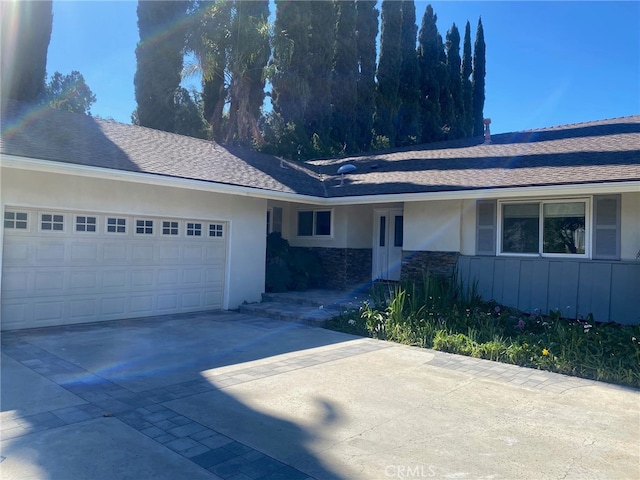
<box><xmin>2</xmin><ymin>101</ymin><xmax>638</xmax><ymax>199</ymax></box>
<box><xmin>310</xmin><ymin>116</ymin><xmax>640</xmax><ymax>197</ymax></box>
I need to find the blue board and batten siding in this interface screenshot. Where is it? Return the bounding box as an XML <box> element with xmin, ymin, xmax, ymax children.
<box><xmin>458</xmin><ymin>256</ymin><xmax>640</xmax><ymax>325</ymax></box>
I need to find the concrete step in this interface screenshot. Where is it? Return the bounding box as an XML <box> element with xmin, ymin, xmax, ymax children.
<box><xmin>238</xmin><ymin>301</ymin><xmax>340</xmax><ymax>327</ymax></box>
<box><xmin>261</xmin><ymin>289</ymin><xmax>371</xmax><ymax>311</ymax></box>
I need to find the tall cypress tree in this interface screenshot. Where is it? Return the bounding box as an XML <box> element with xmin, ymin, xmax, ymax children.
<box><xmin>332</xmin><ymin>1</ymin><xmax>359</xmax><ymax>153</ymax></box>
<box><xmin>396</xmin><ymin>0</ymin><xmax>420</xmax><ymax>146</ymax></box>
<box><xmin>271</xmin><ymin>1</ymin><xmax>311</xmax><ymax>131</ymax></box>
<box><xmin>417</xmin><ymin>4</ymin><xmax>443</xmax><ymax>143</ymax></box>
<box><xmin>461</xmin><ymin>21</ymin><xmax>474</xmax><ymax>137</ymax></box>
<box><xmin>134</xmin><ymin>0</ymin><xmax>188</xmax><ymax>132</ymax></box>
<box><xmin>445</xmin><ymin>23</ymin><xmax>464</xmax><ymax>138</ymax></box>
<box><xmin>304</xmin><ymin>1</ymin><xmax>335</xmax><ymax>147</ymax></box>
<box><xmin>355</xmin><ymin>0</ymin><xmax>378</xmax><ymax>152</ymax></box>
<box><xmin>472</xmin><ymin>16</ymin><xmax>486</xmax><ymax>136</ymax></box>
<box><xmin>1</xmin><ymin>0</ymin><xmax>52</xmax><ymax>104</ymax></box>
<box><xmin>375</xmin><ymin>0</ymin><xmax>402</xmax><ymax>147</ymax></box>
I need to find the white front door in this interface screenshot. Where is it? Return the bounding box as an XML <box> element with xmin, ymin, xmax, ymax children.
<box><xmin>372</xmin><ymin>209</ymin><xmax>403</xmax><ymax>281</ymax></box>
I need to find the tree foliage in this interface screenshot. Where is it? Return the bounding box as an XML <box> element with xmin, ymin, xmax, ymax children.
<box><xmin>354</xmin><ymin>0</ymin><xmax>379</xmax><ymax>152</ymax></box>
<box><xmin>417</xmin><ymin>4</ymin><xmax>443</xmax><ymax>143</ymax></box>
<box><xmin>396</xmin><ymin>0</ymin><xmax>420</xmax><ymax>147</ymax></box>
<box><xmin>445</xmin><ymin>23</ymin><xmax>464</xmax><ymax>138</ymax></box>
<box><xmin>375</xmin><ymin>0</ymin><xmax>403</xmax><ymax>147</ymax></box>
<box><xmin>472</xmin><ymin>17</ymin><xmax>486</xmax><ymax>137</ymax></box>
<box><xmin>461</xmin><ymin>21</ymin><xmax>474</xmax><ymax>137</ymax></box>
<box><xmin>331</xmin><ymin>1</ymin><xmax>358</xmax><ymax>153</ymax></box>
<box><xmin>134</xmin><ymin>0</ymin><xmax>188</xmax><ymax>132</ymax></box>
<box><xmin>1</xmin><ymin>0</ymin><xmax>52</xmax><ymax>104</ymax></box>
<box><xmin>44</xmin><ymin>71</ymin><xmax>96</xmax><ymax>115</ymax></box>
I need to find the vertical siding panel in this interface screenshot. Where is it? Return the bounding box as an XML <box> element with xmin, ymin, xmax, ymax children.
<box><xmin>518</xmin><ymin>260</ymin><xmax>533</xmax><ymax>313</ymax></box>
<box><xmin>492</xmin><ymin>259</ymin><xmax>505</xmax><ymax>304</ymax></box>
<box><xmin>577</xmin><ymin>262</ymin><xmax>611</xmax><ymax>322</ymax></box>
<box><xmin>502</xmin><ymin>259</ymin><xmax>521</xmax><ymax>311</ymax></box>
<box><xmin>531</xmin><ymin>260</ymin><xmax>549</xmax><ymax>315</ymax></box>
<box><xmin>477</xmin><ymin>257</ymin><xmax>495</xmax><ymax>301</ymax></box>
<box><xmin>559</xmin><ymin>262</ymin><xmax>580</xmax><ymax>318</ymax></box>
<box><xmin>458</xmin><ymin>255</ymin><xmax>471</xmax><ymax>286</ymax></box>
<box><xmin>547</xmin><ymin>262</ymin><xmax>564</xmax><ymax>314</ymax></box>
<box><xmin>610</xmin><ymin>263</ymin><xmax>640</xmax><ymax>325</ymax></box>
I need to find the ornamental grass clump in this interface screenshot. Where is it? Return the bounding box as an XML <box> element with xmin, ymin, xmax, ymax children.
<box><xmin>326</xmin><ymin>273</ymin><xmax>640</xmax><ymax>388</ymax></box>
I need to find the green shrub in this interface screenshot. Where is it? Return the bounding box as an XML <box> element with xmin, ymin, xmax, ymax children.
<box><xmin>326</xmin><ymin>273</ymin><xmax>640</xmax><ymax>388</ymax></box>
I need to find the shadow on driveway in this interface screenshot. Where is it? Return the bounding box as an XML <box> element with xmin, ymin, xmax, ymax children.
<box><xmin>1</xmin><ymin>311</ymin><xmax>358</xmax><ymax>479</ymax></box>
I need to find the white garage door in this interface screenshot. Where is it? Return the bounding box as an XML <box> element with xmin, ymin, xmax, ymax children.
<box><xmin>1</xmin><ymin>208</ymin><xmax>227</xmax><ymax>330</ymax></box>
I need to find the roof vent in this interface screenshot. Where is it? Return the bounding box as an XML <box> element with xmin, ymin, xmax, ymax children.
<box><xmin>483</xmin><ymin>118</ymin><xmax>492</xmax><ymax>144</ymax></box>
<box><xmin>336</xmin><ymin>164</ymin><xmax>356</xmax><ymax>186</ymax></box>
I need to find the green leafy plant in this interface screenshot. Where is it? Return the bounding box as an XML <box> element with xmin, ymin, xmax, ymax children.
<box><xmin>326</xmin><ymin>273</ymin><xmax>640</xmax><ymax>388</ymax></box>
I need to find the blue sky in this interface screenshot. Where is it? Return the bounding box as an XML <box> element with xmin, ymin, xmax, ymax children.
<box><xmin>46</xmin><ymin>1</ymin><xmax>639</xmax><ymax>134</ymax></box>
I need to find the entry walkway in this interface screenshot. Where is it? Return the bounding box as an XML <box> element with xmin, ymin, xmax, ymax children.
<box><xmin>1</xmin><ymin>311</ymin><xmax>639</xmax><ymax>479</ymax></box>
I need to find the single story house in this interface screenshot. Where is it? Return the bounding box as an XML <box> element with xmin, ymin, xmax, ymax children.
<box><xmin>1</xmin><ymin>101</ymin><xmax>639</xmax><ymax>330</ymax></box>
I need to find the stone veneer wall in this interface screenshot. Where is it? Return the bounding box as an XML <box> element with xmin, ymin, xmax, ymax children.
<box><xmin>400</xmin><ymin>251</ymin><xmax>460</xmax><ymax>282</ymax></box>
<box><xmin>292</xmin><ymin>247</ymin><xmax>372</xmax><ymax>290</ymax></box>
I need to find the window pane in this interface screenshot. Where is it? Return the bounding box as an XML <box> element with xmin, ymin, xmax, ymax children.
<box><xmin>315</xmin><ymin>211</ymin><xmax>331</xmax><ymax>236</ymax></box>
<box><xmin>379</xmin><ymin>216</ymin><xmax>386</xmax><ymax>247</ymax></box>
<box><xmin>543</xmin><ymin>202</ymin><xmax>585</xmax><ymax>254</ymax></box>
<box><xmin>502</xmin><ymin>203</ymin><xmax>539</xmax><ymax>253</ymax></box>
<box><xmin>394</xmin><ymin>215</ymin><xmax>403</xmax><ymax>247</ymax></box>
<box><xmin>298</xmin><ymin>211</ymin><xmax>313</xmax><ymax>236</ymax></box>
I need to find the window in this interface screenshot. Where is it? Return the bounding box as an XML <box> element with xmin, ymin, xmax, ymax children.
<box><xmin>297</xmin><ymin>210</ymin><xmax>332</xmax><ymax>237</ymax></box>
<box><xmin>107</xmin><ymin>217</ymin><xmax>126</xmax><ymax>233</ymax></box>
<box><xmin>209</xmin><ymin>223</ymin><xmax>223</xmax><ymax>237</ymax></box>
<box><xmin>4</xmin><ymin>211</ymin><xmax>28</xmax><ymax>229</ymax></box>
<box><xmin>41</xmin><ymin>213</ymin><xmax>64</xmax><ymax>231</ymax></box>
<box><xmin>187</xmin><ymin>222</ymin><xmax>202</xmax><ymax>236</ymax></box>
<box><xmin>136</xmin><ymin>219</ymin><xmax>153</xmax><ymax>235</ymax></box>
<box><xmin>76</xmin><ymin>216</ymin><xmax>97</xmax><ymax>232</ymax></box>
<box><xmin>162</xmin><ymin>221</ymin><xmax>179</xmax><ymax>236</ymax></box>
<box><xmin>499</xmin><ymin>200</ymin><xmax>587</xmax><ymax>256</ymax></box>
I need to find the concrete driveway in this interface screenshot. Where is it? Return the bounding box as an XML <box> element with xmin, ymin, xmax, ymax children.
<box><xmin>1</xmin><ymin>311</ymin><xmax>639</xmax><ymax>480</ymax></box>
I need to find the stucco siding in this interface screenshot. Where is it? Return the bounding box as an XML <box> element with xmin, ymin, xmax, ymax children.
<box><xmin>404</xmin><ymin>200</ymin><xmax>462</xmax><ymax>252</ymax></box>
<box><xmin>621</xmin><ymin>191</ymin><xmax>640</xmax><ymax>260</ymax></box>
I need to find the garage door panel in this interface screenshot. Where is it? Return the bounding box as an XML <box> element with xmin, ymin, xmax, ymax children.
<box><xmin>36</xmin><ymin>242</ymin><xmax>66</xmax><ymax>263</ymax></box>
<box><xmin>132</xmin><ymin>270</ymin><xmax>155</xmax><ymax>287</ymax></box>
<box><xmin>103</xmin><ymin>243</ymin><xmax>128</xmax><ymax>262</ymax></box>
<box><xmin>34</xmin><ymin>301</ymin><xmax>65</xmax><ymax>322</ymax></box>
<box><xmin>69</xmin><ymin>298</ymin><xmax>97</xmax><ymax>320</ymax></box>
<box><xmin>158</xmin><ymin>269</ymin><xmax>179</xmax><ymax>286</ymax></box>
<box><xmin>103</xmin><ymin>270</ymin><xmax>128</xmax><ymax>288</ymax></box>
<box><xmin>2</xmin><ymin>210</ymin><xmax>228</xmax><ymax>330</ymax></box>
<box><xmin>35</xmin><ymin>271</ymin><xmax>66</xmax><ymax>294</ymax></box>
<box><xmin>70</xmin><ymin>271</ymin><xmax>99</xmax><ymax>290</ymax></box>
<box><xmin>3</xmin><ymin>242</ymin><xmax>30</xmax><ymax>265</ymax></box>
<box><xmin>157</xmin><ymin>293</ymin><xmax>178</xmax><ymax>310</ymax></box>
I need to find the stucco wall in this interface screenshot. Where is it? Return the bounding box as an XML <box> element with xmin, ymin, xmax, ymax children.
<box><xmin>621</xmin><ymin>191</ymin><xmax>640</xmax><ymax>260</ymax></box>
<box><xmin>0</xmin><ymin>167</ymin><xmax>267</xmax><ymax>309</ymax></box>
<box><xmin>403</xmin><ymin>200</ymin><xmax>462</xmax><ymax>252</ymax></box>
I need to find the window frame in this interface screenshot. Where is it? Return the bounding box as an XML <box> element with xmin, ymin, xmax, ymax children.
<box><xmin>296</xmin><ymin>209</ymin><xmax>333</xmax><ymax>238</ymax></box>
<box><xmin>187</xmin><ymin>222</ymin><xmax>203</xmax><ymax>237</ymax></box>
<box><xmin>161</xmin><ymin>220</ymin><xmax>179</xmax><ymax>236</ymax></box>
<box><xmin>75</xmin><ymin>215</ymin><xmax>98</xmax><ymax>233</ymax></box>
<box><xmin>134</xmin><ymin>218</ymin><xmax>154</xmax><ymax>236</ymax></box>
<box><xmin>208</xmin><ymin>223</ymin><xmax>224</xmax><ymax>238</ymax></box>
<box><xmin>497</xmin><ymin>198</ymin><xmax>591</xmax><ymax>258</ymax></box>
<box><xmin>40</xmin><ymin>212</ymin><xmax>66</xmax><ymax>233</ymax></box>
<box><xmin>4</xmin><ymin>210</ymin><xmax>29</xmax><ymax>231</ymax></box>
<box><xmin>106</xmin><ymin>217</ymin><xmax>127</xmax><ymax>234</ymax></box>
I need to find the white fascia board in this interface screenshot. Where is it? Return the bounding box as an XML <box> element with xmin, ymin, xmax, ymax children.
<box><xmin>0</xmin><ymin>154</ymin><xmax>321</xmax><ymax>205</ymax></box>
